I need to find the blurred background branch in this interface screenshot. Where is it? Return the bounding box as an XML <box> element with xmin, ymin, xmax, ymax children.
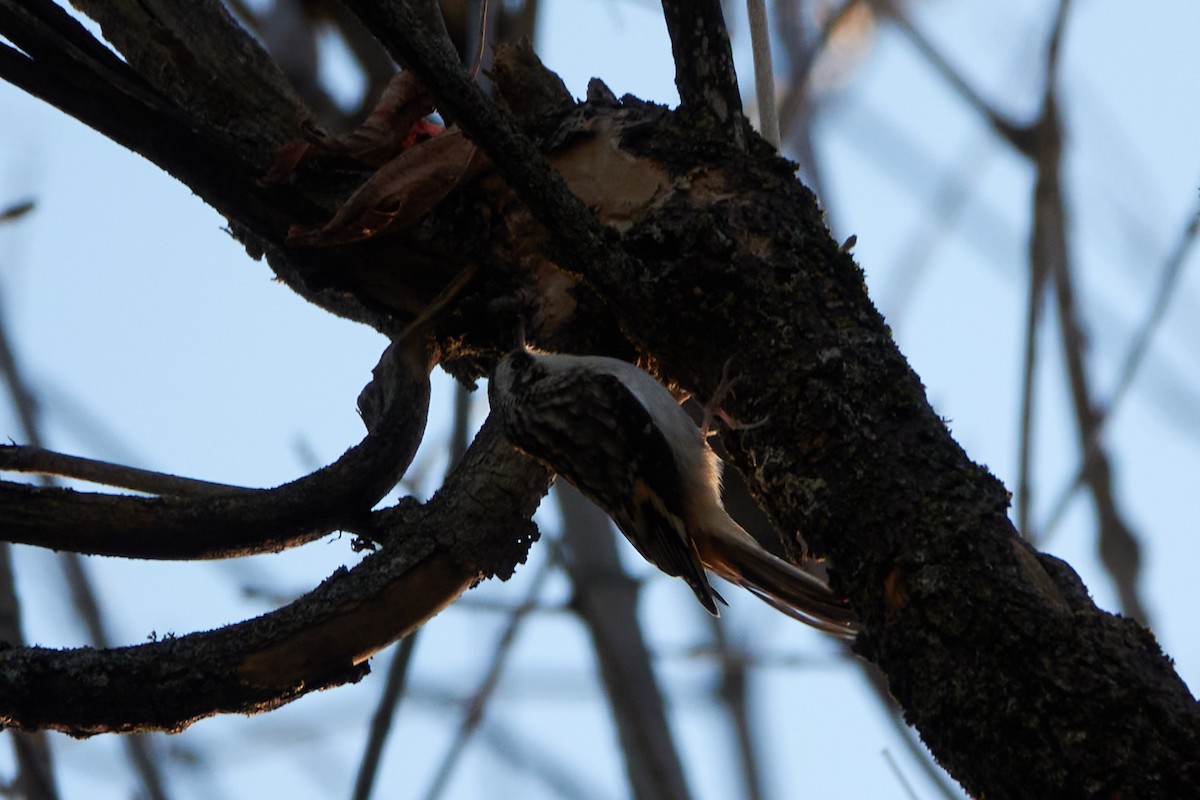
<box><xmin>0</xmin><ymin>0</ymin><xmax>1196</xmax><ymax>797</ymax></box>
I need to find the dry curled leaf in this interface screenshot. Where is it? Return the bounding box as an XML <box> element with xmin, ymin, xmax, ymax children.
<box><xmin>264</xmin><ymin>70</ymin><xmax>440</xmax><ymax>183</ymax></box>
<box><xmin>289</xmin><ymin>128</ymin><xmax>490</xmax><ymax>246</ymax></box>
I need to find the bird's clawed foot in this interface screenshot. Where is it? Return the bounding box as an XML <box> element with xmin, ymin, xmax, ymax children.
<box><xmin>700</xmin><ymin>357</ymin><xmax>770</xmax><ymax>437</ymax></box>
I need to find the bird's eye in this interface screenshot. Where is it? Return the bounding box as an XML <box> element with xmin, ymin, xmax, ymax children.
<box><xmin>509</xmin><ymin>350</ymin><xmax>534</xmax><ymax>373</ymax></box>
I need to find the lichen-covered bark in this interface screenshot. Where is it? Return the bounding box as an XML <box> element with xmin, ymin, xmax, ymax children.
<box><xmin>582</xmin><ymin>114</ymin><xmax>1200</xmax><ymax>797</ymax></box>
<box><xmin>382</xmin><ymin>50</ymin><xmax>1200</xmax><ymax>795</ymax></box>
<box><xmin>281</xmin><ymin>33</ymin><xmax>1200</xmax><ymax>790</ymax></box>
<box><xmin>0</xmin><ymin>2</ymin><xmax>1196</xmax><ymax>794</ymax></box>
<box><xmin>660</xmin><ymin>0</ymin><xmax>746</xmax><ymax>149</ymax></box>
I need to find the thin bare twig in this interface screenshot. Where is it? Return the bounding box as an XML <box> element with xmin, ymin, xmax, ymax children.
<box><xmin>419</xmin><ymin>558</ymin><xmax>553</xmax><ymax>800</ymax></box>
<box><xmin>0</xmin><ymin>445</ymin><xmax>252</xmax><ymax>496</ymax></box>
<box><xmin>872</xmin><ymin>0</ymin><xmax>1029</xmax><ymax>150</ymax></box>
<box><xmin>1019</xmin><ymin>0</ymin><xmax>1147</xmax><ymax>619</ymax></box>
<box><xmin>351</xmin><ymin>633</ymin><xmax>421</xmax><ymax>800</ymax></box>
<box><xmin>409</xmin><ymin>683</ymin><xmax>614</xmax><ymax>800</ymax></box>
<box><xmin>557</xmin><ymin>482</ymin><xmax>693</xmax><ymax>800</ymax></box>
<box><xmin>0</xmin><ymin>270</ymin><xmax>164</xmax><ymax>796</ymax></box>
<box><xmin>0</xmin><ymin>197</ymin><xmax>35</xmax><ymax>221</ymax></box>
<box><xmin>1041</xmin><ymin>188</ymin><xmax>1200</xmax><ymax>538</ymax></box>
<box><xmin>477</xmin><ymin>717</ymin><xmax>612</xmax><ymax>800</ymax></box>
<box><xmin>775</xmin><ymin>0</ymin><xmax>858</xmax><ymax>131</ymax></box>
<box><xmin>709</xmin><ymin>622</ymin><xmax>765</xmax><ymax>800</ymax></box>
<box><xmin>0</xmin><ymin>544</ymin><xmax>59</xmax><ymax>800</ymax></box>
<box><xmin>882</xmin><ymin>748</ymin><xmax>922</xmax><ymax>800</ymax></box>
<box><xmin>745</xmin><ymin>0</ymin><xmax>779</xmax><ymax>147</ymax></box>
<box><xmin>0</xmin><ymin>341</ymin><xmax>432</xmax><ymax>560</ymax></box>
<box><xmin>0</xmin><ymin>253</ymin><xmax>60</xmax><ymax>799</ymax></box>
<box><xmin>1017</xmin><ymin>206</ymin><xmax>1048</xmax><ymax>539</ymax></box>
<box><xmin>351</xmin><ymin>381</ymin><xmax>473</xmax><ymax>800</ymax></box>
<box><xmin>857</xmin><ymin>661</ymin><xmax>963</xmax><ymax>800</ymax></box>
<box><xmin>774</xmin><ymin>0</ymin><xmax>852</xmax><ymax>199</ymax></box>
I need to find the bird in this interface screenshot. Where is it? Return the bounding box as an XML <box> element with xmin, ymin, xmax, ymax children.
<box><xmin>488</xmin><ymin>345</ymin><xmax>861</xmax><ymax>638</ymax></box>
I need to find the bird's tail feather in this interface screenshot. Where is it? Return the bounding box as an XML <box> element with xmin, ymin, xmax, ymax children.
<box><xmin>699</xmin><ymin>524</ymin><xmax>861</xmax><ymax>639</ymax></box>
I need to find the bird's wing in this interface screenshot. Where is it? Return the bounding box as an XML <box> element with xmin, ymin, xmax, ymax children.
<box><xmin>503</xmin><ymin>367</ymin><xmax>723</xmax><ymax>614</ymax></box>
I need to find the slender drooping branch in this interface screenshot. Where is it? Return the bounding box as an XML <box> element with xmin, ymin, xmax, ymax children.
<box><xmin>0</xmin><ymin>343</ymin><xmax>431</xmax><ymax>559</ymax></box>
<box><xmin>0</xmin><ymin>445</ymin><xmax>252</xmax><ymax>497</ymax></box>
<box><xmin>0</xmin><ymin>272</ymin><xmax>61</xmax><ymax>799</ymax></box>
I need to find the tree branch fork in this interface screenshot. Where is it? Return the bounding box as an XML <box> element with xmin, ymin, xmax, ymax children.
<box><xmin>0</xmin><ymin>3</ymin><xmax>1195</xmax><ymax>796</ymax></box>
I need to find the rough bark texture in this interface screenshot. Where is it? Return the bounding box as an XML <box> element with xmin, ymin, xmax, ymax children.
<box><xmin>0</xmin><ymin>2</ymin><xmax>1196</xmax><ymax>796</ymax></box>
<box><xmin>575</xmin><ymin>107</ymin><xmax>1199</xmax><ymax>799</ymax></box>
<box><xmin>660</xmin><ymin>0</ymin><xmax>746</xmax><ymax>149</ymax></box>
<box><xmin>0</xmin><ymin>413</ymin><xmax>548</xmax><ymax>736</ymax></box>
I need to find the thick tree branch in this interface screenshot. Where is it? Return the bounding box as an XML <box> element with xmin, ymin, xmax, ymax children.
<box><xmin>356</xmin><ymin>56</ymin><xmax>1197</xmax><ymax>789</ymax></box>
<box><xmin>660</xmin><ymin>0</ymin><xmax>746</xmax><ymax>149</ymax></box>
<box><xmin>0</xmin><ymin>418</ymin><xmax>548</xmax><ymax>736</ymax></box>
<box><xmin>0</xmin><ymin>6</ymin><xmax>1194</xmax><ymax>796</ymax></box>
<box><xmin>0</xmin><ymin>0</ymin><xmax>401</xmax><ymax>333</ymax></box>
<box><xmin>68</xmin><ymin>0</ymin><xmax>303</xmax><ymax>150</ymax></box>
<box><xmin>547</xmin><ymin>102</ymin><xmax>1200</xmax><ymax>797</ymax></box>
<box><xmin>0</xmin><ymin>0</ymin><xmax>317</xmax><ymax>239</ymax></box>
<box><xmin>0</xmin><ymin>342</ymin><xmax>431</xmax><ymax>559</ymax></box>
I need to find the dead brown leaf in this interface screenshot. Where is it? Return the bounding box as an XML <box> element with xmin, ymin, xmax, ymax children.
<box><xmin>264</xmin><ymin>70</ymin><xmax>440</xmax><ymax>183</ymax></box>
<box><xmin>289</xmin><ymin>128</ymin><xmax>489</xmax><ymax>246</ymax></box>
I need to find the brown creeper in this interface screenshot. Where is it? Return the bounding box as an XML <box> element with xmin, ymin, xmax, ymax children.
<box><xmin>489</xmin><ymin>347</ymin><xmax>861</xmax><ymax>638</ymax></box>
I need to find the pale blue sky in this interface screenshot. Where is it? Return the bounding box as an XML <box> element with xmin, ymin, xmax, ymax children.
<box><xmin>1</xmin><ymin>2</ymin><xmax>1198</xmax><ymax>798</ymax></box>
